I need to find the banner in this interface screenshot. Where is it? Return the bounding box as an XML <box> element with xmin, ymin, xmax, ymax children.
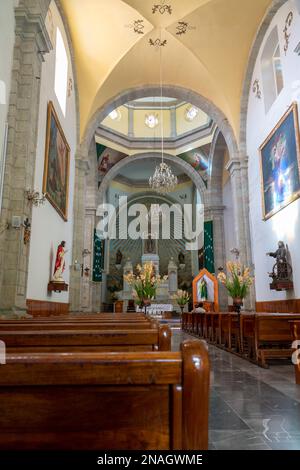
<box><xmin>92</xmin><ymin>229</ymin><xmax>104</xmax><ymax>282</ymax></box>
<box><xmin>204</xmin><ymin>221</ymin><xmax>215</xmax><ymax>274</ymax></box>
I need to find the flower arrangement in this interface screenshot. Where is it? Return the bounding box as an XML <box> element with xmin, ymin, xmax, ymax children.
<box><xmin>173</xmin><ymin>289</ymin><xmax>190</xmax><ymax>307</ymax></box>
<box><xmin>124</xmin><ymin>262</ymin><xmax>168</xmax><ymax>304</ymax></box>
<box><xmin>217</xmin><ymin>261</ymin><xmax>253</xmax><ymax>300</ymax></box>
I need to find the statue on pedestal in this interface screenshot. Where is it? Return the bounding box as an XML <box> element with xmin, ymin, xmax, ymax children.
<box><xmin>145</xmin><ymin>234</ymin><xmax>156</xmax><ymax>254</ymax></box>
<box><xmin>267</xmin><ymin>241</ymin><xmax>293</xmax><ymax>290</ymax></box>
<box><xmin>178</xmin><ymin>252</ymin><xmax>185</xmax><ymax>264</ymax></box>
<box><xmin>116</xmin><ymin>249</ymin><xmax>123</xmax><ymax>265</ymax></box>
<box><xmin>53</xmin><ymin>241</ymin><xmax>67</xmax><ymax>282</ymax></box>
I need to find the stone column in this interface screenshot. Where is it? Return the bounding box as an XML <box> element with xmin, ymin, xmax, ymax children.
<box><xmin>226</xmin><ymin>157</ymin><xmax>255</xmax><ymax>309</ymax></box>
<box><xmin>170</xmin><ymin>107</ymin><xmax>177</xmax><ymax>138</ymax></box>
<box><xmin>69</xmin><ymin>158</ymin><xmax>90</xmax><ymax>312</ymax></box>
<box><xmin>128</xmin><ymin>107</ymin><xmax>134</xmax><ymax>138</ymax></box>
<box><xmin>0</xmin><ymin>3</ymin><xmax>52</xmax><ymax>313</ymax></box>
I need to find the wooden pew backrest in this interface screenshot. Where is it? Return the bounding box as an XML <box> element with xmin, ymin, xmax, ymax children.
<box><xmin>0</xmin><ymin>340</ymin><xmax>209</xmax><ymax>450</ymax></box>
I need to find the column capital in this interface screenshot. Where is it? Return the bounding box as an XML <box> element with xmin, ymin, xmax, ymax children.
<box><xmin>76</xmin><ymin>158</ymin><xmax>90</xmax><ymax>175</ymax></box>
<box><xmin>226</xmin><ymin>156</ymin><xmax>249</xmax><ymax>174</ymax></box>
<box><xmin>205</xmin><ymin>205</ymin><xmax>225</xmax><ymax>219</ymax></box>
<box><xmin>15</xmin><ymin>6</ymin><xmax>53</xmax><ymax>59</ymax></box>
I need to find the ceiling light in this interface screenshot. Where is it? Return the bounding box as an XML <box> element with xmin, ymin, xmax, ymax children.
<box><xmin>109</xmin><ymin>109</ymin><xmax>121</xmax><ymax>121</ymax></box>
<box><xmin>185</xmin><ymin>105</ymin><xmax>199</xmax><ymax>122</ymax></box>
<box><xmin>145</xmin><ymin>113</ymin><xmax>159</xmax><ymax>129</ymax></box>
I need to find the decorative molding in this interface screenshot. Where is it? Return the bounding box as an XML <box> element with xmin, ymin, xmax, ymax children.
<box><xmin>176</xmin><ymin>21</ymin><xmax>196</xmax><ymax>36</ymax></box>
<box><xmin>125</xmin><ymin>19</ymin><xmax>145</xmax><ymax>35</ymax></box>
<box><xmin>75</xmin><ymin>159</ymin><xmax>90</xmax><ymax>175</ymax></box>
<box><xmin>283</xmin><ymin>11</ymin><xmax>293</xmax><ymax>55</ymax></box>
<box><xmin>252</xmin><ymin>79</ymin><xmax>262</xmax><ymax>99</ymax></box>
<box><xmin>15</xmin><ymin>6</ymin><xmax>53</xmax><ymax>60</ymax></box>
<box><xmin>96</xmin><ymin>119</ymin><xmax>215</xmax><ymax>150</ymax></box>
<box><xmin>294</xmin><ymin>42</ymin><xmax>300</xmax><ymax>55</ymax></box>
<box><xmin>67</xmin><ymin>77</ymin><xmax>73</xmax><ymax>97</ymax></box>
<box><xmin>149</xmin><ymin>38</ymin><xmax>167</xmax><ymax>48</ymax></box>
<box><xmin>152</xmin><ymin>2</ymin><xmax>172</xmax><ymax>15</ymax></box>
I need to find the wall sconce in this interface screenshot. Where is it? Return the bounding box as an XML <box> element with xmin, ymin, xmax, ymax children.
<box><xmin>25</xmin><ymin>189</ymin><xmax>46</xmax><ymax>207</ymax></box>
<box><xmin>23</xmin><ymin>217</ymin><xmax>31</xmax><ymax>245</ymax></box>
<box><xmin>73</xmin><ymin>260</ymin><xmax>81</xmax><ymax>271</ymax></box>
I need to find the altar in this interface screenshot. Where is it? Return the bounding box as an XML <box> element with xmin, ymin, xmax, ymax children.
<box><xmin>136</xmin><ymin>303</ymin><xmax>173</xmax><ymax>313</ymax></box>
<box><xmin>119</xmin><ymin>234</ymin><xmax>179</xmax><ymax>312</ymax></box>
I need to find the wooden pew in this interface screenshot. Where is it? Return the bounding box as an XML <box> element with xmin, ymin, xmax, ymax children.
<box><xmin>290</xmin><ymin>320</ymin><xmax>300</xmax><ymax>384</ymax></box>
<box><xmin>254</xmin><ymin>313</ymin><xmax>300</xmax><ymax>368</ymax></box>
<box><xmin>0</xmin><ymin>321</ymin><xmax>154</xmax><ymax>331</ymax></box>
<box><xmin>0</xmin><ymin>340</ymin><xmax>210</xmax><ymax>450</ymax></box>
<box><xmin>0</xmin><ymin>326</ymin><xmax>171</xmax><ymax>353</ymax></box>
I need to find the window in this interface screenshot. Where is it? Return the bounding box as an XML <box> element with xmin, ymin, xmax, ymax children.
<box><xmin>54</xmin><ymin>28</ymin><xmax>68</xmax><ymax>115</ymax></box>
<box><xmin>145</xmin><ymin>113</ymin><xmax>159</xmax><ymax>129</ymax></box>
<box><xmin>273</xmin><ymin>45</ymin><xmax>284</xmax><ymax>96</ymax></box>
<box><xmin>109</xmin><ymin>109</ymin><xmax>122</xmax><ymax>121</ymax></box>
<box><xmin>185</xmin><ymin>105</ymin><xmax>199</xmax><ymax>122</ymax></box>
<box><xmin>0</xmin><ymin>80</ymin><xmax>6</xmax><ymax>105</ymax></box>
<box><xmin>261</xmin><ymin>27</ymin><xmax>284</xmax><ymax>113</ymax></box>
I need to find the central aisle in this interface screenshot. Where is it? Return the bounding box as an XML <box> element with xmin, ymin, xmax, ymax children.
<box><xmin>172</xmin><ymin>330</ymin><xmax>300</xmax><ymax>450</ymax></box>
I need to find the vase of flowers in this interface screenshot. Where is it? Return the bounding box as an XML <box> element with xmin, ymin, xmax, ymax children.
<box><xmin>173</xmin><ymin>289</ymin><xmax>190</xmax><ymax>315</ymax></box>
<box><xmin>124</xmin><ymin>262</ymin><xmax>168</xmax><ymax>315</ymax></box>
<box><xmin>217</xmin><ymin>261</ymin><xmax>253</xmax><ymax>313</ymax></box>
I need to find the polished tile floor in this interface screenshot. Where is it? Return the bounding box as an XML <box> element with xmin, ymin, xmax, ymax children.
<box><xmin>172</xmin><ymin>330</ymin><xmax>300</xmax><ymax>450</ymax></box>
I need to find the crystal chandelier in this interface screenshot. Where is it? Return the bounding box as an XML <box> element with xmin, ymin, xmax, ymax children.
<box><xmin>149</xmin><ymin>30</ymin><xmax>177</xmax><ymax>194</ymax></box>
<box><xmin>149</xmin><ymin>162</ymin><xmax>177</xmax><ymax>194</ymax></box>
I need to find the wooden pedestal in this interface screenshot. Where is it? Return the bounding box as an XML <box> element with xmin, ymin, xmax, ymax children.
<box><xmin>48</xmin><ymin>281</ymin><xmax>69</xmax><ymax>293</ymax></box>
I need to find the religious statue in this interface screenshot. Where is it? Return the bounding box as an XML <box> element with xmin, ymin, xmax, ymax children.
<box><xmin>199</xmin><ymin>278</ymin><xmax>208</xmax><ymax>301</ymax></box>
<box><xmin>145</xmin><ymin>234</ymin><xmax>156</xmax><ymax>254</ymax></box>
<box><xmin>116</xmin><ymin>249</ymin><xmax>123</xmax><ymax>265</ymax></box>
<box><xmin>178</xmin><ymin>252</ymin><xmax>185</xmax><ymax>265</ymax></box>
<box><xmin>267</xmin><ymin>241</ymin><xmax>293</xmax><ymax>288</ymax></box>
<box><xmin>53</xmin><ymin>241</ymin><xmax>67</xmax><ymax>282</ymax></box>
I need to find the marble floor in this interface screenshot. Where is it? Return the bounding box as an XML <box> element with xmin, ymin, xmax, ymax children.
<box><xmin>172</xmin><ymin>330</ymin><xmax>300</xmax><ymax>450</ymax></box>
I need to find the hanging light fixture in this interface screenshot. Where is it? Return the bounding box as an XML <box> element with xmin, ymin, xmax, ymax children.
<box><xmin>149</xmin><ymin>29</ymin><xmax>177</xmax><ymax>194</ymax></box>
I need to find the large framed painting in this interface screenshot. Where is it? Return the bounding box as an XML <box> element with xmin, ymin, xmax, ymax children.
<box><xmin>259</xmin><ymin>102</ymin><xmax>300</xmax><ymax>220</ymax></box>
<box><xmin>43</xmin><ymin>101</ymin><xmax>70</xmax><ymax>221</ymax></box>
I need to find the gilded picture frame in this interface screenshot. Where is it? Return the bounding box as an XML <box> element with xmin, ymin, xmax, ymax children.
<box><xmin>43</xmin><ymin>101</ymin><xmax>70</xmax><ymax>221</ymax></box>
<box><xmin>259</xmin><ymin>102</ymin><xmax>300</xmax><ymax>221</ymax></box>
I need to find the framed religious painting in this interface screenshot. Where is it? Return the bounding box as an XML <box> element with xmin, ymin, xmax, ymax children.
<box><xmin>43</xmin><ymin>101</ymin><xmax>70</xmax><ymax>221</ymax></box>
<box><xmin>259</xmin><ymin>102</ymin><xmax>300</xmax><ymax>220</ymax></box>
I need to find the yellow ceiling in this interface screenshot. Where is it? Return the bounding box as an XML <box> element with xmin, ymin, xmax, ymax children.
<box><xmin>60</xmin><ymin>0</ymin><xmax>272</xmax><ymax>142</ymax></box>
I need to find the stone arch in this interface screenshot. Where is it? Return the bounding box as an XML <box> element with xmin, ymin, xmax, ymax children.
<box><xmin>239</xmin><ymin>0</ymin><xmax>287</xmax><ymax>154</ymax></box>
<box><xmin>98</xmin><ymin>152</ymin><xmax>208</xmax><ymax>206</ymax></box>
<box><xmin>209</xmin><ymin>129</ymin><xmax>227</xmax><ymax>206</ymax></box>
<box><xmin>79</xmin><ymin>85</ymin><xmax>239</xmax><ymax>159</ymax></box>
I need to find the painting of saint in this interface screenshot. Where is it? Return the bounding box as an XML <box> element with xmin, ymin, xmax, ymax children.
<box><xmin>43</xmin><ymin>102</ymin><xmax>70</xmax><ymax>220</ymax></box>
<box><xmin>259</xmin><ymin>103</ymin><xmax>300</xmax><ymax>220</ymax></box>
<box><xmin>96</xmin><ymin>144</ymin><xmax>126</xmax><ymax>187</ymax></box>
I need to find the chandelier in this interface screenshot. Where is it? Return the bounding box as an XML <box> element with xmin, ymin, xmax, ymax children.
<box><xmin>149</xmin><ymin>162</ymin><xmax>177</xmax><ymax>194</ymax></box>
<box><xmin>149</xmin><ymin>29</ymin><xmax>177</xmax><ymax>194</ymax></box>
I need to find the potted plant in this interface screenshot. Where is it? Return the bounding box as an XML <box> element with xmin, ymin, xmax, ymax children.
<box><xmin>124</xmin><ymin>262</ymin><xmax>168</xmax><ymax>314</ymax></box>
<box><xmin>173</xmin><ymin>289</ymin><xmax>190</xmax><ymax>315</ymax></box>
<box><xmin>217</xmin><ymin>261</ymin><xmax>253</xmax><ymax>313</ymax></box>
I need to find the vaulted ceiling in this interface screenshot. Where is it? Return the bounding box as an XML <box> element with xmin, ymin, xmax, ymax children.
<box><xmin>60</xmin><ymin>0</ymin><xmax>272</xmax><ymax>141</ymax></box>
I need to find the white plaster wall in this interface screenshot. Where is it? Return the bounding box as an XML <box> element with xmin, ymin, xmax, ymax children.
<box><xmin>223</xmin><ymin>178</ymin><xmax>235</xmax><ymax>263</ymax></box>
<box><xmin>247</xmin><ymin>0</ymin><xmax>300</xmax><ymax>301</ymax></box>
<box><xmin>0</xmin><ymin>1</ymin><xmax>19</xmax><ymax>206</ymax></box>
<box><xmin>27</xmin><ymin>1</ymin><xmax>77</xmax><ymax>303</ymax></box>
